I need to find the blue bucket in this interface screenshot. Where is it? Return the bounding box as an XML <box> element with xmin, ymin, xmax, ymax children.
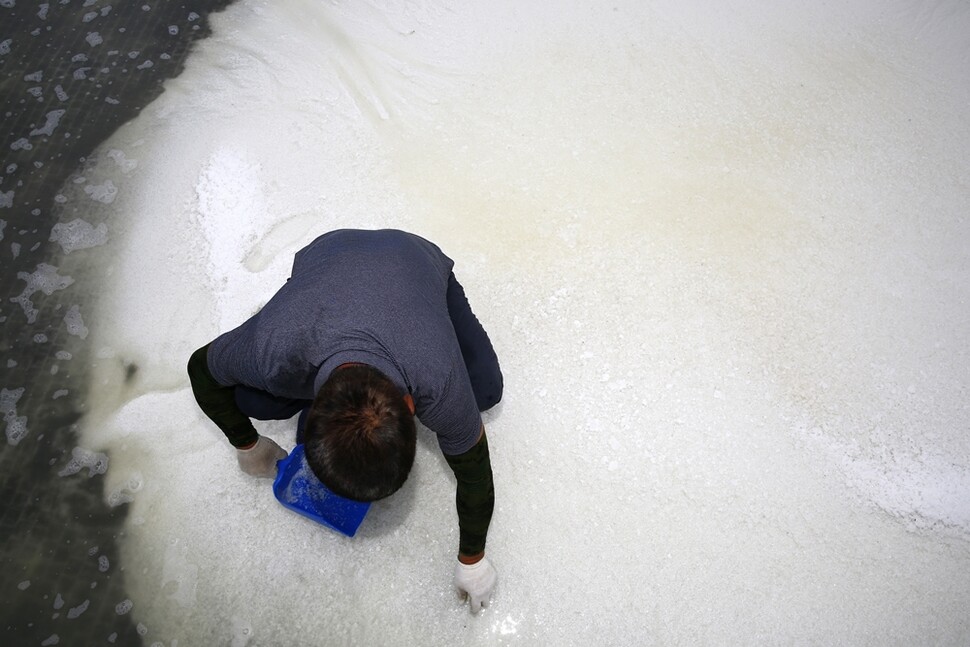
<box><xmin>273</xmin><ymin>444</ymin><xmax>370</xmax><ymax>537</ymax></box>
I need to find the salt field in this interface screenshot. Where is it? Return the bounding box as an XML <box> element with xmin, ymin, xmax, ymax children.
<box><xmin>3</xmin><ymin>1</ymin><xmax>970</xmax><ymax>645</ymax></box>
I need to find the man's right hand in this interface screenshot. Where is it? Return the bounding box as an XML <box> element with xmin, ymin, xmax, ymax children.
<box><xmin>236</xmin><ymin>436</ymin><xmax>287</xmax><ymax>478</ymax></box>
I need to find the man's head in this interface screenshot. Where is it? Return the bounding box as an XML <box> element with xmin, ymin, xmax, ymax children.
<box><xmin>304</xmin><ymin>364</ymin><xmax>416</xmax><ymax>502</ymax></box>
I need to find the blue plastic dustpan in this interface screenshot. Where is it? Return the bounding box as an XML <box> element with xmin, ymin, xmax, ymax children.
<box><xmin>273</xmin><ymin>444</ymin><xmax>370</xmax><ymax>537</ymax></box>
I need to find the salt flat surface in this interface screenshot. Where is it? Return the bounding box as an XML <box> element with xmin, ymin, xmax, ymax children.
<box><xmin>64</xmin><ymin>0</ymin><xmax>970</xmax><ymax>644</ymax></box>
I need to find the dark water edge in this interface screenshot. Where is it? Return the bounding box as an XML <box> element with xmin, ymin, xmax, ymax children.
<box><xmin>1</xmin><ymin>2</ymin><xmax>234</xmax><ymax>644</ymax></box>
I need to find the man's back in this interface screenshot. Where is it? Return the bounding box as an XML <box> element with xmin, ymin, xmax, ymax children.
<box><xmin>207</xmin><ymin>229</ymin><xmax>482</xmax><ymax>454</ymax></box>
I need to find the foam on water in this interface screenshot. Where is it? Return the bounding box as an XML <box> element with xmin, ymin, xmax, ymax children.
<box><xmin>62</xmin><ymin>304</ymin><xmax>89</xmax><ymax>339</ymax></box>
<box><xmin>56</xmin><ymin>446</ymin><xmax>109</xmax><ymax>478</ymax></box>
<box><xmin>2</xmin><ymin>387</ymin><xmax>28</xmax><ymax>446</ymax></box>
<box><xmin>65</xmin><ymin>0</ymin><xmax>970</xmax><ymax>644</ymax></box>
<box><xmin>11</xmin><ymin>263</ymin><xmax>74</xmax><ymax>323</ymax></box>
<box><xmin>49</xmin><ymin>218</ymin><xmax>109</xmax><ymax>254</ymax></box>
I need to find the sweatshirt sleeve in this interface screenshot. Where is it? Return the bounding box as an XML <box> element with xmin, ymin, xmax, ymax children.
<box><xmin>187</xmin><ymin>344</ymin><xmax>258</xmax><ymax>448</ymax></box>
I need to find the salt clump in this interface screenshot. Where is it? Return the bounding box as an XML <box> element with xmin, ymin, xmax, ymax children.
<box><xmin>29</xmin><ymin>109</ymin><xmax>67</xmax><ymax>137</ymax></box>
<box><xmin>10</xmin><ymin>263</ymin><xmax>74</xmax><ymax>323</ymax></box>
<box><xmin>84</xmin><ymin>180</ymin><xmax>118</xmax><ymax>204</ymax></box>
<box><xmin>1</xmin><ymin>387</ymin><xmax>28</xmax><ymax>445</ymax></box>
<box><xmin>50</xmin><ymin>218</ymin><xmax>108</xmax><ymax>253</ymax></box>
<box><xmin>107</xmin><ymin>149</ymin><xmax>137</xmax><ymax>172</ymax></box>
<box><xmin>57</xmin><ymin>446</ymin><xmax>109</xmax><ymax>477</ymax></box>
<box><xmin>230</xmin><ymin>615</ymin><xmax>253</xmax><ymax>647</ymax></box>
<box><xmin>107</xmin><ymin>472</ymin><xmax>143</xmax><ymax>507</ymax></box>
<box><xmin>67</xmin><ymin>599</ymin><xmax>90</xmax><ymax>619</ymax></box>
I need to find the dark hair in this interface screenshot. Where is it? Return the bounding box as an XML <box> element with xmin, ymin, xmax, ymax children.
<box><xmin>303</xmin><ymin>365</ymin><xmax>416</xmax><ymax>502</ymax></box>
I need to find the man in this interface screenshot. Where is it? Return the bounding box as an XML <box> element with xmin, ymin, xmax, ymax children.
<box><xmin>187</xmin><ymin>228</ymin><xmax>502</xmax><ymax>613</ymax></box>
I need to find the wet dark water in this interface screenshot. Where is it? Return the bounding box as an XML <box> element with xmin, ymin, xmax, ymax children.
<box><xmin>1</xmin><ymin>2</ymin><xmax>233</xmax><ymax>644</ymax></box>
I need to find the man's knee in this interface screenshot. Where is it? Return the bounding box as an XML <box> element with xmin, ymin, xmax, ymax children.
<box><xmin>471</xmin><ymin>364</ymin><xmax>503</xmax><ymax>412</ymax></box>
<box><xmin>234</xmin><ymin>386</ymin><xmax>307</xmax><ymax>421</ymax></box>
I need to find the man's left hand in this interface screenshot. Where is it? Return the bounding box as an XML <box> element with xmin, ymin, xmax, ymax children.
<box><xmin>454</xmin><ymin>556</ymin><xmax>497</xmax><ymax>613</ymax></box>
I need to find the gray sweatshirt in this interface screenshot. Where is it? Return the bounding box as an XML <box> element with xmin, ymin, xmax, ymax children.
<box><xmin>207</xmin><ymin>228</ymin><xmax>482</xmax><ymax>455</ymax></box>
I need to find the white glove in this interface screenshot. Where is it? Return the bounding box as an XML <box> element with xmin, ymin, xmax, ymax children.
<box><xmin>236</xmin><ymin>436</ymin><xmax>287</xmax><ymax>478</ymax></box>
<box><xmin>454</xmin><ymin>557</ymin><xmax>497</xmax><ymax>613</ymax></box>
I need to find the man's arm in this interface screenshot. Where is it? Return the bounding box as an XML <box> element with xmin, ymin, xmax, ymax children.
<box><xmin>188</xmin><ymin>345</ymin><xmax>286</xmax><ymax>477</ymax></box>
<box><xmin>445</xmin><ymin>425</ymin><xmax>497</xmax><ymax>613</ymax></box>
<box><xmin>443</xmin><ymin>425</ymin><xmax>495</xmax><ymax>561</ymax></box>
<box><xmin>187</xmin><ymin>344</ymin><xmax>258</xmax><ymax>447</ymax></box>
